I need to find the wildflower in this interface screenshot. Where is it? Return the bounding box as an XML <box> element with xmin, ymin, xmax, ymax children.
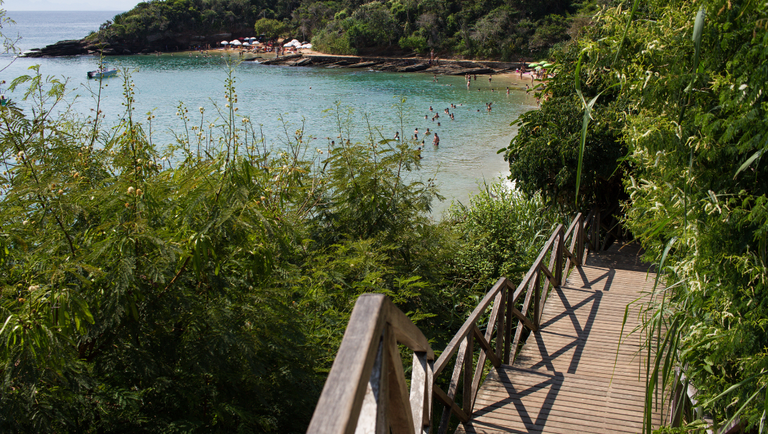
<box><xmin>127</xmin><ymin>186</ymin><xmax>135</xmax><ymax>195</ymax></box>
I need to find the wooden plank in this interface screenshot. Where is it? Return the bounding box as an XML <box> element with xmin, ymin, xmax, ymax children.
<box><xmin>308</xmin><ymin>294</ymin><xmax>389</xmax><ymax>434</ymax></box>
<box><xmin>511</xmin><ymin>225</ymin><xmax>563</xmax><ymax>304</ymax></box>
<box><xmin>456</xmin><ymin>254</ymin><xmax>664</xmax><ymax>434</ymax></box>
<box><xmin>409</xmin><ymin>352</ymin><xmax>429</xmax><ymax>434</ymax></box>
<box><xmin>463</xmin><ymin>331</ymin><xmax>474</xmax><ymax>414</ymax></box>
<box><xmin>510</xmin><ymin>304</ymin><xmax>536</xmax><ymax>332</ymax></box>
<box><xmin>433</xmin><ymin>385</ymin><xmax>470</xmax><ymax>424</ymax></box>
<box><xmin>384</xmin><ymin>325</ymin><xmax>415</xmax><ymax>434</ymax></box>
<box><xmin>355</xmin><ymin>339</ymin><xmax>384</xmax><ymax>434</ymax></box>
<box><xmin>437</xmin><ymin>336</ymin><xmax>468</xmax><ymax>434</ymax></box>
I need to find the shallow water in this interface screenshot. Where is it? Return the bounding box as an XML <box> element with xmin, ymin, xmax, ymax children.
<box><xmin>1</xmin><ymin>12</ymin><xmax>537</xmax><ymax>216</ymax></box>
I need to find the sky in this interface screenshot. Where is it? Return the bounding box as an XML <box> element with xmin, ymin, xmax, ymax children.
<box><xmin>3</xmin><ymin>0</ymin><xmax>141</xmax><ymax>11</ymax></box>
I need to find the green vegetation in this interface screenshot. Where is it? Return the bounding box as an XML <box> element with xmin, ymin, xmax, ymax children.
<box><xmin>505</xmin><ymin>0</ymin><xmax>768</xmax><ymax>430</ymax></box>
<box><xmin>87</xmin><ymin>0</ymin><xmax>602</xmax><ymax>59</ymax></box>
<box><xmin>0</xmin><ymin>62</ymin><xmax>558</xmax><ymax>431</ymax></box>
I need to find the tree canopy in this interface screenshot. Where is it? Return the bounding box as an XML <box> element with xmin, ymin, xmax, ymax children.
<box><xmin>87</xmin><ymin>0</ymin><xmax>599</xmax><ymax>58</ymax></box>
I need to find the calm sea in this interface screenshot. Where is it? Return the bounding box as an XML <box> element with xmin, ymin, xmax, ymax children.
<box><xmin>1</xmin><ymin>11</ymin><xmax>535</xmax><ymax>215</ymax></box>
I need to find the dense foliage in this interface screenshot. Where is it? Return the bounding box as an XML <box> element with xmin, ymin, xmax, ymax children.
<box><xmin>0</xmin><ymin>63</ymin><xmax>558</xmax><ymax>432</ymax></box>
<box><xmin>507</xmin><ymin>0</ymin><xmax>768</xmax><ymax>430</ymax></box>
<box><xmin>88</xmin><ymin>0</ymin><xmax>601</xmax><ymax>59</ymax></box>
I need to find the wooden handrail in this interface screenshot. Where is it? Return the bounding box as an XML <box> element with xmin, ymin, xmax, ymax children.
<box><xmin>307</xmin><ymin>212</ymin><xmax>600</xmax><ymax>434</ymax></box>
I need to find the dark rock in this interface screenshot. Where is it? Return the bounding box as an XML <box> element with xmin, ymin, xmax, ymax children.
<box><xmin>399</xmin><ymin>63</ymin><xmax>429</xmax><ymax>72</ymax></box>
<box><xmin>22</xmin><ymin>39</ymin><xmax>87</xmax><ymax>57</ymax></box>
<box><xmin>348</xmin><ymin>61</ymin><xmax>381</xmax><ymax>68</ymax></box>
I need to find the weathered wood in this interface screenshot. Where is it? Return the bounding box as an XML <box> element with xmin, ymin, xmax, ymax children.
<box><xmin>462</xmin><ymin>246</ymin><xmax>665</xmax><ymax>433</ymax></box>
<box><xmin>437</xmin><ymin>336</ymin><xmax>468</xmax><ymax>434</ymax></box>
<box><xmin>510</xmin><ymin>304</ymin><xmax>536</xmax><ymax>332</ymax></box>
<box><xmin>309</xmin><ymin>213</ymin><xmax>603</xmax><ymax>434</ymax></box>
<box><xmin>494</xmin><ymin>289</ymin><xmax>505</xmax><ymax>361</ymax></box>
<box><xmin>472</xmin><ymin>324</ymin><xmax>501</xmax><ymax>368</ymax></box>
<box><xmin>433</xmin><ymin>385</ymin><xmax>470</xmax><ymax>424</ymax></box>
<box><xmin>512</xmin><ymin>225</ymin><xmax>563</xmax><ymax>303</ymax></box>
<box><xmin>462</xmin><ymin>331</ymin><xmax>474</xmax><ymax>414</ymax></box>
<box><xmin>470</xmin><ymin>301</ymin><xmax>503</xmax><ymax>409</ymax></box>
<box><xmin>308</xmin><ymin>294</ymin><xmax>434</xmax><ymax>434</ymax></box>
<box><xmin>355</xmin><ymin>339</ymin><xmax>384</xmax><ymax>434</ymax></box>
<box><xmin>504</xmin><ymin>282</ymin><xmax>513</xmax><ymax>364</ymax></box>
<box><xmin>308</xmin><ymin>295</ymin><xmax>389</xmax><ymax>434</ymax></box>
<box><xmin>384</xmin><ymin>326</ymin><xmax>415</xmax><ymax>434</ymax></box>
<box><xmin>409</xmin><ymin>353</ymin><xmax>429</xmax><ymax>433</ymax></box>
<box><xmin>434</xmin><ymin>278</ymin><xmax>507</xmax><ymax>377</ymax></box>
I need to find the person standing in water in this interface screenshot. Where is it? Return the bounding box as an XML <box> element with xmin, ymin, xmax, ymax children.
<box><xmin>433</xmin><ymin>132</ymin><xmax>439</xmax><ymax>146</ymax></box>
<box><xmin>414</xmin><ymin>128</ymin><xmax>419</xmax><ymax>140</ymax></box>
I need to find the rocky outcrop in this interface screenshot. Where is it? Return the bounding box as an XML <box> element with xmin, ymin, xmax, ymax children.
<box><xmin>22</xmin><ymin>40</ymin><xmax>88</xmax><ymax>57</ymax></box>
<box><xmin>249</xmin><ymin>54</ymin><xmax>523</xmax><ymax>76</ymax></box>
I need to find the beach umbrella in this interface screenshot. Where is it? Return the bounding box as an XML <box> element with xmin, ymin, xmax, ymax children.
<box><xmin>221</xmin><ymin>40</ymin><xmax>229</xmax><ymax>45</ymax></box>
<box><xmin>301</xmin><ymin>43</ymin><xmax>313</xmax><ymax>49</ymax></box>
<box><xmin>242</xmin><ymin>42</ymin><xmax>250</xmax><ymax>46</ymax></box>
<box><xmin>230</xmin><ymin>40</ymin><xmax>242</xmax><ymax>46</ymax></box>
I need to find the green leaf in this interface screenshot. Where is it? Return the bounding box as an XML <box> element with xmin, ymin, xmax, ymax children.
<box><xmin>734</xmin><ymin>149</ymin><xmax>764</xmax><ymax>178</ymax></box>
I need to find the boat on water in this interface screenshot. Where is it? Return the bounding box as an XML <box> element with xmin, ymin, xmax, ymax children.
<box><xmin>87</xmin><ymin>67</ymin><xmax>118</xmax><ymax>79</ymax></box>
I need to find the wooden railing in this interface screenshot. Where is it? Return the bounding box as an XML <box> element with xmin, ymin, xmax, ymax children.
<box><xmin>308</xmin><ymin>212</ymin><xmax>598</xmax><ymax>434</ymax></box>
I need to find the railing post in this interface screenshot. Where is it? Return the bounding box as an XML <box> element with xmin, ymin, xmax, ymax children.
<box><xmin>495</xmin><ymin>287</ymin><xmax>505</xmax><ymax>362</ymax></box>
<box><xmin>555</xmin><ymin>229</ymin><xmax>564</xmax><ymax>287</ymax></box>
<box><xmin>533</xmin><ymin>269</ymin><xmax>541</xmax><ymax>330</ymax></box>
<box><xmin>577</xmin><ymin>214</ymin><xmax>584</xmax><ymax>266</ymax></box>
<box><xmin>504</xmin><ymin>285</ymin><xmax>513</xmax><ymax>364</ymax></box>
<box><xmin>462</xmin><ymin>332</ymin><xmax>474</xmax><ymax>415</ymax></box>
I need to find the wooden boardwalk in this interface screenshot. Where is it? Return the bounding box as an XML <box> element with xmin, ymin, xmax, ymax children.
<box><xmin>458</xmin><ymin>245</ymin><xmax>663</xmax><ymax>433</ymax></box>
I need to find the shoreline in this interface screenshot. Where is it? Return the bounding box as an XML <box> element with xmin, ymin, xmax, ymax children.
<box><xmin>170</xmin><ymin>48</ymin><xmax>545</xmax><ymax>87</ymax></box>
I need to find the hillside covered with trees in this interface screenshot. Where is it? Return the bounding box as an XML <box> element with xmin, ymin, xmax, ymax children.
<box><xmin>86</xmin><ymin>0</ymin><xmax>599</xmax><ymax>59</ymax></box>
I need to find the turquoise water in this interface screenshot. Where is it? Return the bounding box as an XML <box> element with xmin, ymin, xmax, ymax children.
<box><xmin>1</xmin><ymin>13</ymin><xmax>536</xmax><ymax>215</ymax></box>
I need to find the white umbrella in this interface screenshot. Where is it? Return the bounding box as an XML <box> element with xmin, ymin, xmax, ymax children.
<box><xmin>301</xmin><ymin>43</ymin><xmax>313</xmax><ymax>49</ymax></box>
<box><xmin>230</xmin><ymin>40</ymin><xmax>242</xmax><ymax>46</ymax></box>
<box><xmin>242</xmin><ymin>42</ymin><xmax>250</xmax><ymax>46</ymax></box>
<box><xmin>220</xmin><ymin>40</ymin><xmax>229</xmax><ymax>45</ymax></box>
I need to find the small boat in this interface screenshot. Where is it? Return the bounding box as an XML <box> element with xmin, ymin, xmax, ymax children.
<box><xmin>87</xmin><ymin>67</ymin><xmax>118</xmax><ymax>79</ymax></box>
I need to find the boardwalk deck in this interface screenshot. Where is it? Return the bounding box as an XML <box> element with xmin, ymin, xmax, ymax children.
<box><xmin>458</xmin><ymin>245</ymin><xmax>664</xmax><ymax>433</ymax></box>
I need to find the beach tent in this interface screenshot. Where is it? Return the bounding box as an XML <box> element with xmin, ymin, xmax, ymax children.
<box><xmin>230</xmin><ymin>40</ymin><xmax>242</xmax><ymax>46</ymax></box>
